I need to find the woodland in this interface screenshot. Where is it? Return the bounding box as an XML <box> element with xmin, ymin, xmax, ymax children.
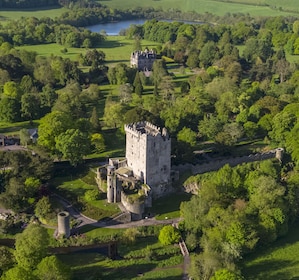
<box><xmin>1</xmin><ymin>0</ymin><xmax>299</xmax><ymax>279</ymax></box>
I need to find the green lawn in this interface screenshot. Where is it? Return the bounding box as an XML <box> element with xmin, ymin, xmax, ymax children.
<box><xmin>17</xmin><ymin>36</ymin><xmax>159</xmax><ymax>66</ymax></box>
<box><xmin>0</xmin><ymin>120</ymin><xmax>40</xmax><ymax>135</ymax></box>
<box><xmin>97</xmin><ymin>0</ymin><xmax>299</xmax><ymax>16</ymax></box>
<box><xmin>53</xmin><ymin>171</ymin><xmax>121</xmax><ymax>220</ymax></box>
<box><xmin>151</xmin><ymin>192</ymin><xmax>192</xmax><ymax>220</ymax></box>
<box><xmin>242</xmin><ymin>223</ymin><xmax>299</xmax><ymax>279</ymax></box>
<box><xmin>58</xmin><ymin>235</ymin><xmax>183</xmax><ymax>280</ymax></box>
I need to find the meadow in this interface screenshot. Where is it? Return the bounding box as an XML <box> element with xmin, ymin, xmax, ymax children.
<box><xmin>242</xmin><ymin>223</ymin><xmax>299</xmax><ymax>279</ymax></box>
<box><xmin>0</xmin><ymin>0</ymin><xmax>299</xmax><ymax>22</ymax></box>
<box><xmin>0</xmin><ymin>6</ymin><xmax>67</xmax><ymax>21</ymax></box>
<box><xmin>17</xmin><ymin>36</ymin><xmax>160</xmax><ymax>66</ymax></box>
<box><xmin>96</xmin><ymin>0</ymin><xmax>299</xmax><ymax>17</ymax></box>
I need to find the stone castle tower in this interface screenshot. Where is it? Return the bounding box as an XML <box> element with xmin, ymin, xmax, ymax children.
<box><xmin>124</xmin><ymin>121</ymin><xmax>171</xmax><ymax>196</ymax></box>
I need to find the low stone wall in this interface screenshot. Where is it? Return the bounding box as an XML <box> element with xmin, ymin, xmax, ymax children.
<box><xmin>172</xmin><ymin>150</ymin><xmax>277</xmax><ymax>176</ymax></box>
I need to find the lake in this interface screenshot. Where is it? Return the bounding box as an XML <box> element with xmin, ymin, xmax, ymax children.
<box><xmin>86</xmin><ymin>19</ymin><xmax>203</xmax><ymax>36</ymax></box>
<box><xmin>87</xmin><ymin>19</ymin><xmax>147</xmax><ymax>35</ymax></box>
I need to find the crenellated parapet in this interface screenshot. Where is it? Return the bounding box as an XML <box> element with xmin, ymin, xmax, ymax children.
<box><xmin>124</xmin><ymin>121</ymin><xmax>169</xmax><ymax>139</ymax></box>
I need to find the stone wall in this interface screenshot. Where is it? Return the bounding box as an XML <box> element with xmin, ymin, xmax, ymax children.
<box><xmin>172</xmin><ymin>149</ymin><xmax>278</xmax><ymax>176</ymax></box>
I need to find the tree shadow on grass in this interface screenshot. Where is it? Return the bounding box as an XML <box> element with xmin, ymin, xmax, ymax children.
<box><xmin>151</xmin><ymin>192</ymin><xmax>192</xmax><ymax>217</ymax></box>
<box><xmin>100</xmin><ymin>40</ymin><xmax>130</xmax><ymax>48</ymax></box>
<box><xmin>242</xmin><ymin>259</ymin><xmax>299</xmax><ymax>280</ymax></box>
<box><xmin>72</xmin><ymin>261</ymin><xmax>157</xmax><ymax>280</ymax></box>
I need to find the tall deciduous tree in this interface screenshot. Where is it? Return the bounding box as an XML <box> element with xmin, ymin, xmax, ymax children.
<box><xmin>55</xmin><ymin>128</ymin><xmax>91</xmax><ymax>166</ymax></box>
<box><xmin>133</xmin><ymin>71</ymin><xmax>143</xmax><ymax>96</ymax></box>
<box><xmin>14</xmin><ymin>224</ymin><xmax>49</xmax><ymax>270</ymax></box>
<box><xmin>38</xmin><ymin>111</ymin><xmax>72</xmax><ymax>153</ymax></box>
<box><xmin>35</xmin><ymin>256</ymin><xmax>71</xmax><ymax>280</ymax></box>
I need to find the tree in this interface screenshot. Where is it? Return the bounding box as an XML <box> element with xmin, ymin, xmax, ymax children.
<box><xmin>91</xmin><ymin>133</ymin><xmax>106</xmax><ymax>153</ymax></box>
<box><xmin>133</xmin><ymin>71</ymin><xmax>143</xmax><ymax>96</ymax></box>
<box><xmin>158</xmin><ymin>225</ymin><xmax>180</xmax><ymax>245</ymax></box>
<box><xmin>160</xmin><ymin>76</ymin><xmax>175</xmax><ymax>101</ymax></box>
<box><xmin>19</xmin><ymin>128</ymin><xmax>31</xmax><ymax>146</ymax></box>
<box><xmin>34</xmin><ymin>196</ymin><xmax>52</xmax><ymax>221</ymax></box>
<box><xmin>35</xmin><ymin>256</ymin><xmax>71</xmax><ymax>280</ymax></box>
<box><xmin>3</xmin><ymin>81</ymin><xmax>21</xmax><ymax>100</ymax></box>
<box><xmin>14</xmin><ymin>224</ymin><xmax>49</xmax><ymax>270</ymax></box>
<box><xmin>1</xmin><ymin>266</ymin><xmax>34</xmax><ymax>280</ymax></box>
<box><xmin>0</xmin><ymin>97</ymin><xmax>21</xmax><ymax>123</ymax></box>
<box><xmin>177</xmin><ymin>127</ymin><xmax>197</xmax><ymax>146</ymax></box>
<box><xmin>21</xmin><ymin>93</ymin><xmax>41</xmax><ymax>123</ymax></box>
<box><xmin>211</xmin><ymin>269</ymin><xmax>244</xmax><ymax>280</ymax></box>
<box><xmin>103</xmin><ymin>101</ymin><xmax>125</xmax><ymax>128</ymax></box>
<box><xmin>0</xmin><ymin>246</ymin><xmax>15</xmax><ymax>274</ymax></box>
<box><xmin>55</xmin><ymin>129</ymin><xmax>91</xmax><ymax>166</ymax></box>
<box><xmin>119</xmin><ymin>83</ymin><xmax>133</xmax><ymax>104</ymax></box>
<box><xmin>90</xmin><ymin>107</ymin><xmax>101</xmax><ymax>132</ymax></box>
<box><xmin>38</xmin><ymin>111</ymin><xmax>72</xmax><ymax>152</ymax></box>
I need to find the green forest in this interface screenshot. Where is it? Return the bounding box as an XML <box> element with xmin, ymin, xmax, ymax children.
<box><xmin>1</xmin><ymin>0</ymin><xmax>299</xmax><ymax>279</ymax></box>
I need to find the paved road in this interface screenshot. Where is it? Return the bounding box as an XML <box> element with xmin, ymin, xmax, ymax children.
<box><xmin>52</xmin><ymin>193</ymin><xmax>181</xmax><ymax>229</ymax></box>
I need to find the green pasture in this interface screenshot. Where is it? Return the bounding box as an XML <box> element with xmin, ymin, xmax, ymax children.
<box><xmin>17</xmin><ymin>36</ymin><xmax>160</xmax><ymax>66</ymax></box>
<box><xmin>97</xmin><ymin>0</ymin><xmax>299</xmax><ymax>17</ymax></box>
<box><xmin>0</xmin><ymin>0</ymin><xmax>299</xmax><ymax>24</ymax></box>
<box><xmin>242</xmin><ymin>222</ymin><xmax>299</xmax><ymax>279</ymax></box>
<box><xmin>0</xmin><ymin>7</ymin><xmax>67</xmax><ymax>22</ymax></box>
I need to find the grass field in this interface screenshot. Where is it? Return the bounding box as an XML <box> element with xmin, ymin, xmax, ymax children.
<box><xmin>17</xmin><ymin>36</ymin><xmax>160</xmax><ymax>66</ymax></box>
<box><xmin>53</xmin><ymin>170</ymin><xmax>121</xmax><ymax>220</ymax></box>
<box><xmin>0</xmin><ymin>6</ymin><xmax>67</xmax><ymax>22</ymax></box>
<box><xmin>58</xmin><ymin>235</ymin><xmax>183</xmax><ymax>280</ymax></box>
<box><xmin>0</xmin><ymin>0</ymin><xmax>298</xmax><ymax>23</ymax></box>
<box><xmin>242</xmin><ymin>222</ymin><xmax>299</xmax><ymax>279</ymax></box>
<box><xmin>96</xmin><ymin>0</ymin><xmax>299</xmax><ymax>17</ymax></box>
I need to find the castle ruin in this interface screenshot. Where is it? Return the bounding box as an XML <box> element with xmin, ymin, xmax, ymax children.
<box><xmin>96</xmin><ymin>121</ymin><xmax>173</xmax><ymax>220</ymax></box>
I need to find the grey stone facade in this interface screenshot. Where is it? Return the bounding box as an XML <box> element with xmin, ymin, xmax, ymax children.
<box><xmin>130</xmin><ymin>50</ymin><xmax>156</xmax><ymax>71</ymax></box>
<box><xmin>96</xmin><ymin>121</ymin><xmax>172</xmax><ymax>220</ymax></box>
<box><xmin>125</xmin><ymin>122</ymin><xmax>171</xmax><ymax>197</ymax></box>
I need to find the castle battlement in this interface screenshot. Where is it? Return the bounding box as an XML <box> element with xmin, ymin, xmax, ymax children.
<box><xmin>125</xmin><ymin>121</ymin><xmax>168</xmax><ymax>138</ymax></box>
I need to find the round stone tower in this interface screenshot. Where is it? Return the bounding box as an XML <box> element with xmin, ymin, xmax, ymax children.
<box><xmin>57</xmin><ymin>211</ymin><xmax>70</xmax><ymax>238</ymax></box>
<box><xmin>275</xmin><ymin>148</ymin><xmax>284</xmax><ymax>162</ymax></box>
<box><xmin>107</xmin><ymin>165</ymin><xmax>115</xmax><ymax>203</ymax></box>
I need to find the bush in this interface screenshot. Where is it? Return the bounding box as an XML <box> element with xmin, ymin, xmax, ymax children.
<box><xmin>158</xmin><ymin>225</ymin><xmax>180</xmax><ymax>245</ymax></box>
<box><xmin>84</xmin><ymin>189</ymin><xmax>100</xmax><ymax>202</ymax></box>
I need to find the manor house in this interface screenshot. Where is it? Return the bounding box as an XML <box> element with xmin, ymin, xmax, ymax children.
<box><xmin>130</xmin><ymin>49</ymin><xmax>156</xmax><ymax>71</ymax></box>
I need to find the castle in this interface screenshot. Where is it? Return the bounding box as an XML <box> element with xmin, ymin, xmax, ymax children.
<box><xmin>130</xmin><ymin>49</ymin><xmax>156</xmax><ymax>71</ymax></box>
<box><xmin>96</xmin><ymin>121</ymin><xmax>175</xmax><ymax>220</ymax></box>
